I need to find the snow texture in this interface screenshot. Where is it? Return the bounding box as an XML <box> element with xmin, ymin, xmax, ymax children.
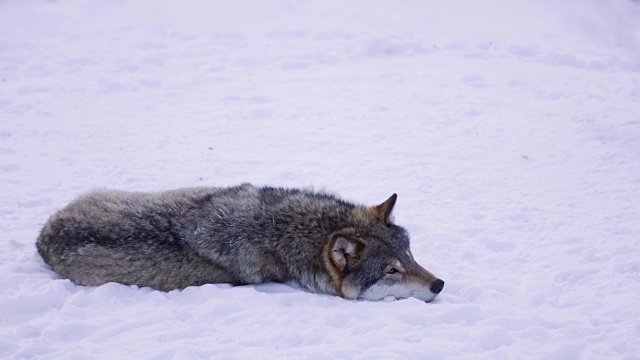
<box><xmin>1</xmin><ymin>0</ymin><xmax>640</xmax><ymax>358</ymax></box>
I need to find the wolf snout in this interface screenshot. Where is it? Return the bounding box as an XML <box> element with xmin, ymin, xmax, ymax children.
<box><xmin>430</xmin><ymin>279</ymin><xmax>445</xmax><ymax>294</ymax></box>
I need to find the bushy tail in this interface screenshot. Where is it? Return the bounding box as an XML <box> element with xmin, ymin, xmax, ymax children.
<box><xmin>35</xmin><ymin>221</ymin><xmax>54</xmax><ymax>266</ymax></box>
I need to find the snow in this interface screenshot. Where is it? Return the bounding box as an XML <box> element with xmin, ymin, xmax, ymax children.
<box><xmin>1</xmin><ymin>0</ymin><xmax>640</xmax><ymax>358</ymax></box>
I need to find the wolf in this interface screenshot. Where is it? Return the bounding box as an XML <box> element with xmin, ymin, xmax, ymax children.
<box><xmin>36</xmin><ymin>184</ymin><xmax>444</xmax><ymax>302</ymax></box>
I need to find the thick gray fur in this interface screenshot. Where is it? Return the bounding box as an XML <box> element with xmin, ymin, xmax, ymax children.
<box><xmin>37</xmin><ymin>184</ymin><xmax>443</xmax><ymax>301</ymax></box>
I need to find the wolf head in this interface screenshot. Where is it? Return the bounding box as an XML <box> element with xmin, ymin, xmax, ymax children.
<box><xmin>324</xmin><ymin>194</ymin><xmax>444</xmax><ymax>303</ymax></box>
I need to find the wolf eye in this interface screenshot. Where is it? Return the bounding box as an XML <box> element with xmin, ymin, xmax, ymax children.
<box><xmin>387</xmin><ymin>268</ymin><xmax>398</xmax><ymax>275</ymax></box>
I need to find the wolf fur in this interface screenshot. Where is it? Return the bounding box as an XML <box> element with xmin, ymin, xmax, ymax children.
<box><xmin>37</xmin><ymin>184</ymin><xmax>444</xmax><ymax>302</ymax></box>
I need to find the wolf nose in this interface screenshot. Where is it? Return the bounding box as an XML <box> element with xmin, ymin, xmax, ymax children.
<box><xmin>430</xmin><ymin>279</ymin><xmax>445</xmax><ymax>294</ymax></box>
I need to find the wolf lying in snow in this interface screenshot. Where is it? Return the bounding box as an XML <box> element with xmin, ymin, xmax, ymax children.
<box><xmin>37</xmin><ymin>184</ymin><xmax>444</xmax><ymax>302</ymax></box>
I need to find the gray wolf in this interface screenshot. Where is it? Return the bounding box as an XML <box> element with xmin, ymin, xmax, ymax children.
<box><xmin>36</xmin><ymin>184</ymin><xmax>444</xmax><ymax>302</ymax></box>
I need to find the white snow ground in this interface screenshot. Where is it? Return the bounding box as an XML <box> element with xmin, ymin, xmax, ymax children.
<box><xmin>1</xmin><ymin>0</ymin><xmax>640</xmax><ymax>358</ymax></box>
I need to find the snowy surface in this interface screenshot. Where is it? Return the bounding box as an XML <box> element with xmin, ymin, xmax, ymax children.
<box><xmin>2</xmin><ymin>0</ymin><xmax>640</xmax><ymax>358</ymax></box>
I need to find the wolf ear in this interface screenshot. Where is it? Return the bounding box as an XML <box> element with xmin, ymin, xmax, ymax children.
<box><xmin>371</xmin><ymin>193</ymin><xmax>397</xmax><ymax>225</ymax></box>
<box><xmin>330</xmin><ymin>236</ymin><xmax>365</xmax><ymax>273</ymax></box>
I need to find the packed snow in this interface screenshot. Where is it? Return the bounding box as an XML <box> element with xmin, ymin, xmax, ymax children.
<box><xmin>1</xmin><ymin>0</ymin><xmax>640</xmax><ymax>358</ymax></box>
